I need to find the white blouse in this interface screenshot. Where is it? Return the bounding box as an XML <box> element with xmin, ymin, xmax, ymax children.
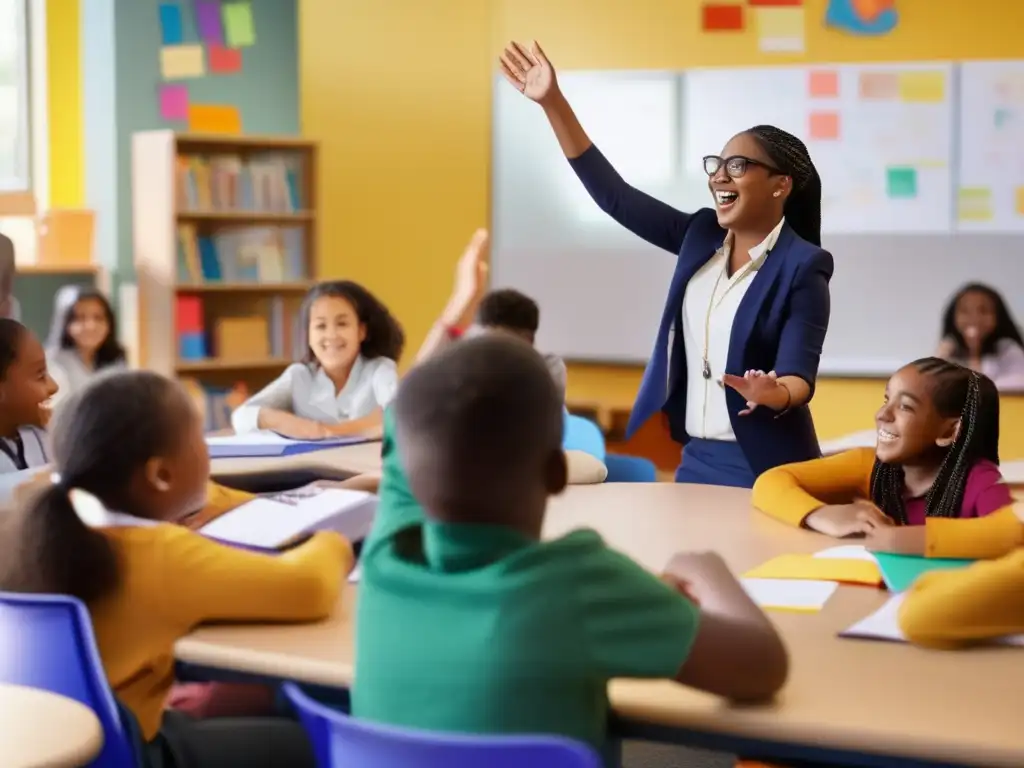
<box><xmin>681</xmin><ymin>219</ymin><xmax>785</xmax><ymax>441</ymax></box>
<box><xmin>231</xmin><ymin>355</ymin><xmax>398</xmax><ymax>434</ymax></box>
<box><xmin>46</xmin><ymin>348</ymin><xmax>126</xmax><ymax>411</ymax></box>
<box><xmin>0</xmin><ymin>425</ymin><xmax>51</xmax><ymax>505</ymax></box>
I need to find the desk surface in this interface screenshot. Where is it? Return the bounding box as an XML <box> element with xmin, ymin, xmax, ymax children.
<box><xmin>210</xmin><ymin>441</ymin><xmax>384</xmax><ymax>480</ymax></box>
<box><xmin>177</xmin><ymin>483</ymin><xmax>1024</xmax><ymax>767</ymax></box>
<box><xmin>0</xmin><ymin>683</ymin><xmax>104</xmax><ymax>767</ymax></box>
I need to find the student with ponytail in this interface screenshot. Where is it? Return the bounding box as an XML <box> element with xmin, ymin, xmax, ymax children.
<box><xmin>752</xmin><ymin>358</ymin><xmax>1012</xmax><ymax>535</ymax></box>
<box><xmin>500</xmin><ymin>42</ymin><xmax>833</xmax><ymax>487</ymax></box>
<box><xmin>0</xmin><ymin>370</ymin><xmax>351</xmax><ymax>767</ymax></box>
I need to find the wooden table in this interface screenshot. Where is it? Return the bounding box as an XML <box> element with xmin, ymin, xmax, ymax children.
<box><xmin>0</xmin><ymin>683</ymin><xmax>103</xmax><ymax>767</ymax></box>
<box><xmin>210</xmin><ymin>442</ymin><xmax>385</xmax><ymax>491</ymax></box>
<box><xmin>176</xmin><ymin>483</ymin><xmax>1024</xmax><ymax>768</ymax></box>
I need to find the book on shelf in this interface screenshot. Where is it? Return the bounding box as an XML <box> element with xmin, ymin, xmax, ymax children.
<box><xmin>175</xmin><ymin>294</ymin><xmax>300</xmax><ymax>362</ymax></box>
<box><xmin>175</xmin><ymin>153</ymin><xmax>304</xmax><ymax>213</ymax></box>
<box><xmin>176</xmin><ymin>224</ymin><xmax>306</xmax><ymax>284</ymax></box>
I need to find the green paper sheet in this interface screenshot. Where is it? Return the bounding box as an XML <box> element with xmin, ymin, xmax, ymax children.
<box><xmin>873</xmin><ymin>552</ymin><xmax>973</xmax><ymax>593</ymax></box>
<box><xmin>223</xmin><ymin>2</ymin><xmax>256</xmax><ymax>48</ymax></box>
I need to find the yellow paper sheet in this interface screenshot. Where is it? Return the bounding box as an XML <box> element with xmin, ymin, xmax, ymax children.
<box><xmin>744</xmin><ymin>554</ymin><xmax>882</xmax><ymax>586</ymax></box>
<box><xmin>898</xmin><ymin>71</ymin><xmax>945</xmax><ymax>103</ymax></box>
<box><xmin>160</xmin><ymin>44</ymin><xmax>205</xmax><ymax>80</ymax></box>
<box><xmin>188</xmin><ymin>105</ymin><xmax>242</xmax><ymax>134</ymax></box>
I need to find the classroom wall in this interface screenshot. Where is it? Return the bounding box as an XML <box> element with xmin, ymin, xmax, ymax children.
<box><xmin>311</xmin><ymin>0</ymin><xmax>1024</xmax><ymax>450</ymax></box>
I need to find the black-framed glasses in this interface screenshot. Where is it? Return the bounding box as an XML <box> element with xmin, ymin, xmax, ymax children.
<box><xmin>703</xmin><ymin>154</ymin><xmax>783</xmax><ymax>179</ymax></box>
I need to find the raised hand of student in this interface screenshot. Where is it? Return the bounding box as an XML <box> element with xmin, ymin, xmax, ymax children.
<box><xmin>442</xmin><ymin>228</ymin><xmax>490</xmax><ymax>330</ymax></box>
<box><xmin>864</xmin><ymin>524</ymin><xmax>926</xmax><ymax>555</ymax></box>
<box><xmin>500</xmin><ymin>41</ymin><xmax>557</xmax><ymax>104</ymax></box>
<box><xmin>722</xmin><ymin>369</ymin><xmax>788</xmax><ymax>415</ymax></box>
<box><xmin>804</xmin><ymin>499</ymin><xmax>893</xmax><ymax>538</ymax></box>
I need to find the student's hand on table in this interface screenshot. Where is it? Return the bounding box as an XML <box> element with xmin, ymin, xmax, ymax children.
<box><xmin>500</xmin><ymin>40</ymin><xmax>558</xmax><ymax>105</ymax></box>
<box><xmin>721</xmin><ymin>370</ymin><xmax>787</xmax><ymax>415</ymax></box>
<box><xmin>804</xmin><ymin>499</ymin><xmax>893</xmax><ymax>538</ymax></box>
<box><xmin>864</xmin><ymin>524</ymin><xmax>926</xmax><ymax>556</ymax></box>
<box><xmin>660</xmin><ymin>573</ymin><xmax>700</xmax><ymax>606</ymax></box>
<box><xmin>441</xmin><ymin>228</ymin><xmax>490</xmax><ymax>330</ymax></box>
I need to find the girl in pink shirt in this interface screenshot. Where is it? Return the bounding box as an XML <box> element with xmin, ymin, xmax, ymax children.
<box><xmin>938</xmin><ymin>283</ymin><xmax>1024</xmax><ymax>391</ymax></box>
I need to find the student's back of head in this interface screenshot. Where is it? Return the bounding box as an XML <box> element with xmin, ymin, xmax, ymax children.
<box><xmin>476</xmin><ymin>289</ymin><xmax>540</xmax><ymax>343</ymax></box>
<box><xmin>393</xmin><ymin>334</ymin><xmax>566</xmax><ymax>531</ymax></box>
<box><xmin>0</xmin><ymin>370</ymin><xmax>208</xmax><ymax>603</ymax></box>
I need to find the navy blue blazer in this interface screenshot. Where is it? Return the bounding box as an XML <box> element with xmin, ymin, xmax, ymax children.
<box><xmin>569</xmin><ymin>146</ymin><xmax>834</xmax><ymax>477</ymax></box>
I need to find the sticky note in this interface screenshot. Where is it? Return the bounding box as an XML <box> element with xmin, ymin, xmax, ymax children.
<box><xmin>1017</xmin><ymin>187</ymin><xmax>1024</xmax><ymax>216</ymax></box>
<box><xmin>188</xmin><ymin>104</ymin><xmax>242</xmax><ymax>134</ymax></box>
<box><xmin>808</xmin><ymin>110</ymin><xmax>840</xmax><ymax>140</ymax></box>
<box><xmin>858</xmin><ymin>71</ymin><xmax>899</xmax><ymax>99</ymax></box>
<box><xmin>808</xmin><ymin>70</ymin><xmax>839</xmax><ymax>98</ymax></box>
<box><xmin>873</xmin><ymin>552</ymin><xmax>971</xmax><ymax>593</ymax></box>
<box><xmin>898</xmin><ymin>71</ymin><xmax>945</xmax><ymax>103</ymax></box>
<box><xmin>161</xmin><ymin>45</ymin><xmax>206</xmax><ymax>80</ymax></box>
<box><xmin>886</xmin><ymin>167</ymin><xmax>917</xmax><ymax>199</ymax></box>
<box><xmin>196</xmin><ymin>1</ymin><xmax>225</xmax><ymax>44</ymax></box>
<box><xmin>957</xmin><ymin>188</ymin><xmax>993</xmax><ymax>222</ymax></box>
<box><xmin>701</xmin><ymin>4</ymin><xmax>744</xmax><ymax>31</ymax></box>
<box><xmin>159</xmin><ymin>84</ymin><xmax>189</xmax><ymax>121</ymax></box>
<box><xmin>745</xmin><ymin>554</ymin><xmax>882</xmax><ymax>586</ymax></box>
<box><xmin>747</xmin><ymin>0</ymin><xmax>803</xmax><ymax>5</ymax></box>
<box><xmin>159</xmin><ymin>3</ymin><xmax>184</xmax><ymax>45</ymax></box>
<box><xmin>222</xmin><ymin>2</ymin><xmax>256</xmax><ymax>47</ymax></box>
<box><xmin>208</xmin><ymin>45</ymin><xmax>243</xmax><ymax>74</ymax></box>
<box><xmin>756</xmin><ymin>7</ymin><xmax>805</xmax><ymax>52</ymax></box>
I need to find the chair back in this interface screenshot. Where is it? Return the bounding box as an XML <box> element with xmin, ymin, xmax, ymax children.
<box><xmin>0</xmin><ymin>592</ymin><xmax>139</xmax><ymax>767</ymax></box>
<box><xmin>605</xmin><ymin>453</ymin><xmax>657</xmax><ymax>483</ymax></box>
<box><xmin>563</xmin><ymin>414</ymin><xmax>606</xmax><ymax>462</ymax></box>
<box><xmin>283</xmin><ymin>683</ymin><xmax>602</xmax><ymax>768</ymax></box>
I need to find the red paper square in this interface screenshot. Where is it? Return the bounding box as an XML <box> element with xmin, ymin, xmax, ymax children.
<box><xmin>208</xmin><ymin>45</ymin><xmax>242</xmax><ymax>74</ymax></box>
<box><xmin>747</xmin><ymin>0</ymin><xmax>803</xmax><ymax>6</ymax></box>
<box><xmin>702</xmin><ymin>4</ymin><xmax>745</xmax><ymax>31</ymax></box>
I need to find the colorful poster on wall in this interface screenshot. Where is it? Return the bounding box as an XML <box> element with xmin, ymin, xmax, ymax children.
<box><xmin>826</xmin><ymin>0</ymin><xmax>898</xmax><ymax>36</ymax></box>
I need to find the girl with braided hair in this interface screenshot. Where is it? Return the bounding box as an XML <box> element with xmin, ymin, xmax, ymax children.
<box><xmin>500</xmin><ymin>42</ymin><xmax>832</xmax><ymax>487</ymax></box>
<box><xmin>752</xmin><ymin>357</ymin><xmax>1012</xmax><ymax>536</ymax></box>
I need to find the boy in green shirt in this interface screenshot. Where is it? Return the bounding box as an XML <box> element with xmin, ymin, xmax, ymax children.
<box><xmin>354</xmin><ymin>333</ymin><xmax>788</xmax><ymax>763</ymax></box>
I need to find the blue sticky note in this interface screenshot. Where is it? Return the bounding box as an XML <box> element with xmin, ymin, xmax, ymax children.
<box><xmin>159</xmin><ymin>3</ymin><xmax>184</xmax><ymax>45</ymax></box>
<box><xmin>873</xmin><ymin>552</ymin><xmax>973</xmax><ymax>593</ymax></box>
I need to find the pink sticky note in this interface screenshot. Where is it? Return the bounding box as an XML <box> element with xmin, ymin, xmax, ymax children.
<box><xmin>808</xmin><ymin>111</ymin><xmax>840</xmax><ymax>140</ymax></box>
<box><xmin>160</xmin><ymin>84</ymin><xmax>189</xmax><ymax>121</ymax></box>
<box><xmin>808</xmin><ymin>70</ymin><xmax>839</xmax><ymax>98</ymax></box>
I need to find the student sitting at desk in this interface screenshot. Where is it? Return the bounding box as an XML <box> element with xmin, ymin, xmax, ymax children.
<box><xmin>355</xmin><ymin>335</ymin><xmax>788</xmax><ymax>765</ymax></box>
<box><xmin>752</xmin><ymin>358</ymin><xmax>1012</xmax><ymax>536</ymax></box>
<box><xmin>937</xmin><ymin>283</ymin><xmax>1024</xmax><ymax>390</ymax></box>
<box><xmin>231</xmin><ymin>280</ymin><xmax>403</xmax><ymax>439</ymax></box>
<box><xmin>0</xmin><ymin>233</ymin><xmax>19</xmax><ymax>320</ymax></box>
<box><xmin>0</xmin><ymin>370</ymin><xmax>351</xmax><ymax>767</ymax></box>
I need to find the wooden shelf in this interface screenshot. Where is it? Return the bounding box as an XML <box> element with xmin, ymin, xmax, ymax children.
<box><xmin>176</xmin><ymin>282</ymin><xmax>314</xmax><ymax>293</ymax></box>
<box><xmin>16</xmin><ymin>262</ymin><xmax>100</xmax><ymax>275</ymax></box>
<box><xmin>175</xmin><ymin>133</ymin><xmax>315</xmax><ymax>150</ymax></box>
<box><xmin>177</xmin><ymin>210</ymin><xmax>315</xmax><ymax>224</ymax></box>
<box><xmin>176</xmin><ymin>357</ymin><xmax>294</xmax><ymax>373</ymax></box>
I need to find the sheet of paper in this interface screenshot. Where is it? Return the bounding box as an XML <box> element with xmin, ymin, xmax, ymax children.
<box><xmin>159</xmin><ymin>84</ymin><xmax>189</xmax><ymax>121</ymax></box>
<box><xmin>814</xmin><ymin>544</ymin><xmax>878</xmax><ymax>562</ymax></box>
<box><xmin>208</xmin><ymin>45</ymin><xmax>242</xmax><ymax>74</ymax></box>
<box><xmin>196</xmin><ymin>0</ymin><xmax>225</xmax><ymax>44</ymax></box>
<box><xmin>348</xmin><ymin>565</ymin><xmax>361</xmax><ymax>583</ymax></box>
<box><xmin>187</xmin><ymin>104</ymin><xmax>241</xmax><ymax>134</ymax></box>
<box><xmin>842</xmin><ymin>594</ymin><xmax>1024</xmax><ymax>646</ymax></box>
<box><xmin>741</xmin><ymin>578</ymin><xmax>839</xmax><ymax>613</ymax></box>
<box><xmin>161</xmin><ymin>45</ymin><xmax>206</xmax><ymax>80</ymax></box>
<box><xmin>206</xmin><ymin>430</ymin><xmax>359</xmax><ymax>447</ymax></box>
<box><xmin>222</xmin><ymin>2</ymin><xmax>256</xmax><ymax>47</ymax></box>
<box><xmin>158</xmin><ymin>3</ymin><xmax>184</xmax><ymax>45</ymax></box>
<box><xmin>746</xmin><ymin>553</ymin><xmax>881</xmax><ymax>586</ymax></box>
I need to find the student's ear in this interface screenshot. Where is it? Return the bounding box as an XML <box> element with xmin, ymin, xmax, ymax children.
<box><xmin>144</xmin><ymin>457</ymin><xmax>174</xmax><ymax>493</ymax></box>
<box><xmin>543</xmin><ymin>448</ymin><xmax>568</xmax><ymax>495</ymax></box>
<box><xmin>358</xmin><ymin>323</ymin><xmax>368</xmax><ymax>344</ymax></box>
<box><xmin>935</xmin><ymin>418</ymin><xmax>961</xmax><ymax>448</ymax></box>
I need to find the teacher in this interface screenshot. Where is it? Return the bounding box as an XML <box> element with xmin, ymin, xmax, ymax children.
<box><xmin>500</xmin><ymin>41</ymin><xmax>833</xmax><ymax>488</ymax></box>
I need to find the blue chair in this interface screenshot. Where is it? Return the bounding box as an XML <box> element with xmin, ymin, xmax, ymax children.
<box><xmin>0</xmin><ymin>592</ymin><xmax>140</xmax><ymax>767</ymax></box>
<box><xmin>563</xmin><ymin>413</ymin><xmax>606</xmax><ymax>462</ymax></box>
<box><xmin>605</xmin><ymin>453</ymin><xmax>657</xmax><ymax>483</ymax></box>
<box><xmin>283</xmin><ymin>683</ymin><xmax>602</xmax><ymax>768</ymax></box>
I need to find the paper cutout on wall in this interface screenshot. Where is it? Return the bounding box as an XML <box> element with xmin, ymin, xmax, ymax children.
<box><xmin>809</xmin><ymin>111</ymin><xmax>840</xmax><ymax>139</ymax></box>
<box><xmin>161</xmin><ymin>45</ymin><xmax>206</xmax><ymax>80</ymax></box>
<box><xmin>208</xmin><ymin>45</ymin><xmax>243</xmax><ymax>74</ymax></box>
<box><xmin>159</xmin><ymin>3</ymin><xmax>184</xmax><ymax>45</ymax></box>
<box><xmin>159</xmin><ymin>84</ymin><xmax>189</xmax><ymax>121</ymax></box>
<box><xmin>957</xmin><ymin>188</ymin><xmax>993</xmax><ymax>222</ymax></box>
<box><xmin>223</xmin><ymin>2</ymin><xmax>257</xmax><ymax>47</ymax></box>
<box><xmin>701</xmin><ymin>4</ymin><xmax>744</xmax><ymax>31</ymax></box>
<box><xmin>756</xmin><ymin>7</ymin><xmax>804</xmax><ymax>52</ymax></box>
<box><xmin>898</xmin><ymin>71</ymin><xmax>945</xmax><ymax>103</ymax></box>
<box><xmin>826</xmin><ymin>0</ymin><xmax>898</xmax><ymax>36</ymax></box>
<box><xmin>886</xmin><ymin>166</ymin><xmax>917</xmax><ymax>199</ymax></box>
<box><xmin>196</xmin><ymin>1</ymin><xmax>225</xmax><ymax>45</ymax></box>
<box><xmin>188</xmin><ymin>104</ymin><xmax>242</xmax><ymax>134</ymax></box>
<box><xmin>808</xmin><ymin>69</ymin><xmax>840</xmax><ymax>98</ymax></box>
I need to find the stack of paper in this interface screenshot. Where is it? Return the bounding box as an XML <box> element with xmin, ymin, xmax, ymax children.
<box><xmin>747</xmin><ymin>549</ymin><xmax>882</xmax><ymax>586</ymax></box>
<box><xmin>741</xmin><ymin>578</ymin><xmax>839</xmax><ymax>613</ymax></box>
<box><xmin>199</xmin><ymin>485</ymin><xmax>378</xmax><ymax>548</ymax></box>
<box><xmin>206</xmin><ymin>430</ymin><xmax>371</xmax><ymax>458</ymax></box>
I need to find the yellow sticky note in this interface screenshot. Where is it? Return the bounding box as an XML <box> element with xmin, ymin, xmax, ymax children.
<box><xmin>898</xmin><ymin>71</ymin><xmax>945</xmax><ymax>103</ymax></box>
<box><xmin>160</xmin><ymin>44</ymin><xmax>206</xmax><ymax>80</ymax></box>
<box><xmin>188</xmin><ymin>105</ymin><xmax>242</xmax><ymax>134</ymax></box>
<box><xmin>958</xmin><ymin>187</ymin><xmax>993</xmax><ymax>222</ymax></box>
<box><xmin>756</xmin><ymin>8</ymin><xmax>805</xmax><ymax>53</ymax></box>
<box><xmin>223</xmin><ymin>2</ymin><xmax>256</xmax><ymax>48</ymax></box>
<box><xmin>744</xmin><ymin>554</ymin><xmax>882</xmax><ymax>586</ymax></box>
<box><xmin>1016</xmin><ymin>187</ymin><xmax>1024</xmax><ymax>216</ymax></box>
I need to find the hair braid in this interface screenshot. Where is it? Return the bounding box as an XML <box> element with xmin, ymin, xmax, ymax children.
<box><xmin>747</xmin><ymin>125</ymin><xmax>823</xmax><ymax>247</ymax></box>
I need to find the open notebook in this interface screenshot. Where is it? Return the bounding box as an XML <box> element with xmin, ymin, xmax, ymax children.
<box><xmin>206</xmin><ymin>430</ymin><xmax>372</xmax><ymax>459</ymax></box>
<box><xmin>199</xmin><ymin>485</ymin><xmax>378</xmax><ymax>549</ymax></box>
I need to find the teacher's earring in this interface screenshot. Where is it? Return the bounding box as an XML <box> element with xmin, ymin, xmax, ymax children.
<box><xmin>772</xmin><ymin>191</ymin><xmax>782</xmax><ymax>197</ymax></box>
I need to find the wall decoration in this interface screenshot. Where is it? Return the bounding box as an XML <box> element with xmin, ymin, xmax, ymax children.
<box><xmin>223</xmin><ymin>2</ymin><xmax>257</xmax><ymax>47</ymax></box>
<box><xmin>160</xmin><ymin>44</ymin><xmax>206</xmax><ymax>80</ymax></box>
<box><xmin>208</xmin><ymin>44</ymin><xmax>243</xmax><ymax>74</ymax></box>
<box><xmin>188</xmin><ymin>104</ymin><xmax>242</xmax><ymax>133</ymax></box>
<box><xmin>159</xmin><ymin>3</ymin><xmax>184</xmax><ymax>45</ymax></box>
<box><xmin>826</xmin><ymin>0</ymin><xmax>898</xmax><ymax>36</ymax></box>
<box><xmin>195</xmin><ymin>1</ymin><xmax>225</xmax><ymax>44</ymax></box>
<box><xmin>701</xmin><ymin>4</ymin><xmax>745</xmax><ymax>31</ymax></box>
<box><xmin>159</xmin><ymin>84</ymin><xmax>190</xmax><ymax>120</ymax></box>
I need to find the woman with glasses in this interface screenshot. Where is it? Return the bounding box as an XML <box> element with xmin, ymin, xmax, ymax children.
<box><xmin>500</xmin><ymin>41</ymin><xmax>833</xmax><ymax>487</ymax></box>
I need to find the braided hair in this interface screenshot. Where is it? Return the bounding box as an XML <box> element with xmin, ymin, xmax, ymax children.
<box><xmin>746</xmin><ymin>125</ymin><xmax>822</xmax><ymax>247</ymax></box>
<box><xmin>870</xmin><ymin>358</ymin><xmax>1000</xmax><ymax>524</ymax></box>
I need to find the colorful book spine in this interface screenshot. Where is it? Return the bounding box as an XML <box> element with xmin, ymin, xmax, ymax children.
<box><xmin>175</xmin><ymin>225</ymin><xmax>306</xmax><ymax>284</ymax></box>
<box><xmin>176</xmin><ymin>152</ymin><xmax>305</xmax><ymax>212</ymax></box>
<box><xmin>176</xmin><ymin>295</ymin><xmax>207</xmax><ymax>360</ymax></box>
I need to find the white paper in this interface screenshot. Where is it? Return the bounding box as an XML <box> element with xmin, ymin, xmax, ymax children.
<box><xmin>207</xmin><ymin>430</ymin><xmax>309</xmax><ymax>446</ymax></box>
<box><xmin>814</xmin><ymin>545</ymin><xmax>878</xmax><ymax>563</ymax></box>
<box><xmin>843</xmin><ymin>593</ymin><xmax>1024</xmax><ymax>645</ymax></box>
<box><xmin>741</xmin><ymin>578</ymin><xmax>839</xmax><ymax>612</ymax></box>
<box><xmin>348</xmin><ymin>565</ymin><xmax>361</xmax><ymax>583</ymax></box>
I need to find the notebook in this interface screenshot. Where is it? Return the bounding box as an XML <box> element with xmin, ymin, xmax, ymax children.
<box><xmin>206</xmin><ymin>430</ymin><xmax>372</xmax><ymax>458</ymax></box>
<box><xmin>841</xmin><ymin>593</ymin><xmax>1024</xmax><ymax>646</ymax></box>
<box><xmin>740</xmin><ymin>578</ymin><xmax>839</xmax><ymax>613</ymax></box>
<box><xmin>871</xmin><ymin>552</ymin><xmax>973</xmax><ymax>593</ymax></box>
<box><xmin>745</xmin><ymin>552</ymin><xmax>882</xmax><ymax>586</ymax></box>
<box><xmin>199</xmin><ymin>485</ymin><xmax>378</xmax><ymax>548</ymax></box>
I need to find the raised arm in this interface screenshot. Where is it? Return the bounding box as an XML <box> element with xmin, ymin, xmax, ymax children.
<box><xmin>499</xmin><ymin>41</ymin><xmax>692</xmax><ymax>255</ymax></box>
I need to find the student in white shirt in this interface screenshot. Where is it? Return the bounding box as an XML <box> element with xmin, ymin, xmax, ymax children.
<box><xmin>0</xmin><ymin>233</ymin><xmax>20</xmax><ymax>321</ymax></box>
<box><xmin>0</xmin><ymin>319</ymin><xmax>58</xmax><ymax>500</ymax></box>
<box><xmin>232</xmin><ymin>281</ymin><xmax>403</xmax><ymax>439</ymax></box>
<box><xmin>45</xmin><ymin>286</ymin><xmax>127</xmax><ymax>410</ymax></box>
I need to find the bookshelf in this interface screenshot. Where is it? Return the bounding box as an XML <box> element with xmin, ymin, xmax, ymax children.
<box><xmin>132</xmin><ymin>131</ymin><xmax>319</xmax><ymax>403</ymax></box>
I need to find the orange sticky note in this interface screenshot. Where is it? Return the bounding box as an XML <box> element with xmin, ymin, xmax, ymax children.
<box><xmin>188</xmin><ymin>104</ymin><xmax>242</xmax><ymax>134</ymax></box>
<box><xmin>859</xmin><ymin>72</ymin><xmax>899</xmax><ymax>100</ymax></box>
<box><xmin>808</xmin><ymin>70</ymin><xmax>839</xmax><ymax>98</ymax></box>
<box><xmin>745</xmin><ymin>554</ymin><xmax>882</xmax><ymax>586</ymax></box>
<box><xmin>808</xmin><ymin>111</ymin><xmax>840</xmax><ymax>140</ymax></box>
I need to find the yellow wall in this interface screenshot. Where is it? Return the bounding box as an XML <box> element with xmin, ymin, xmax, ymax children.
<box><xmin>300</xmin><ymin>0</ymin><xmax>1024</xmax><ymax>448</ymax></box>
<box><xmin>46</xmin><ymin>0</ymin><xmax>83</xmax><ymax>208</ymax></box>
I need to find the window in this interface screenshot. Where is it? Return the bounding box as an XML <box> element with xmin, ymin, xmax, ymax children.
<box><xmin>0</xmin><ymin>0</ymin><xmax>29</xmax><ymax>192</ymax></box>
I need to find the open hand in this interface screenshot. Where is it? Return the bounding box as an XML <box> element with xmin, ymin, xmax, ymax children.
<box><xmin>721</xmin><ymin>370</ymin><xmax>782</xmax><ymax>415</ymax></box>
<box><xmin>499</xmin><ymin>41</ymin><xmax>557</xmax><ymax>104</ymax></box>
<box><xmin>864</xmin><ymin>524</ymin><xmax>926</xmax><ymax>555</ymax></box>
<box><xmin>805</xmin><ymin>500</ymin><xmax>894</xmax><ymax>538</ymax></box>
<box><xmin>442</xmin><ymin>229</ymin><xmax>490</xmax><ymax>329</ymax></box>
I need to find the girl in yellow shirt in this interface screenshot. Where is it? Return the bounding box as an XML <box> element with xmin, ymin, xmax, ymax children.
<box><xmin>0</xmin><ymin>370</ymin><xmax>352</xmax><ymax>767</ymax></box>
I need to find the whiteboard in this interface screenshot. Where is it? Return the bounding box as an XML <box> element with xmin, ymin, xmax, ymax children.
<box><xmin>684</xmin><ymin>63</ymin><xmax>955</xmax><ymax>234</ymax></box>
<box><xmin>957</xmin><ymin>60</ymin><xmax>1024</xmax><ymax>232</ymax></box>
